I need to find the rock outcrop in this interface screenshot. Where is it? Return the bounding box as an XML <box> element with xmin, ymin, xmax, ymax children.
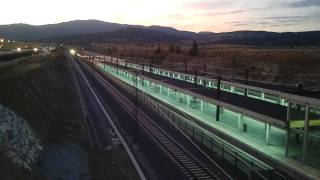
<box><xmin>0</xmin><ymin>103</ymin><xmax>42</xmax><ymax>170</ymax></box>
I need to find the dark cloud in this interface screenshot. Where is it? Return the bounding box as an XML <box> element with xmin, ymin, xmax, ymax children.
<box><xmin>200</xmin><ymin>10</ymin><xmax>244</xmax><ymax>16</ymax></box>
<box><xmin>227</xmin><ymin>15</ymin><xmax>320</xmax><ymax>28</ymax></box>
<box><xmin>198</xmin><ymin>6</ymin><xmax>274</xmax><ymax>17</ymax></box>
<box><xmin>289</xmin><ymin>0</ymin><xmax>320</xmax><ymax>7</ymax></box>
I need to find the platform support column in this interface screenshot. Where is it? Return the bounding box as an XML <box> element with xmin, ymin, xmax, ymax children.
<box><xmin>179</xmin><ymin>92</ymin><xmax>184</xmax><ymax>104</ymax></box>
<box><xmin>142</xmin><ymin>64</ymin><xmax>145</xmax><ymax>75</ymax></box>
<box><xmin>220</xmin><ymin>106</ymin><xmax>224</xmax><ymax>113</ymax></box>
<box><xmin>159</xmin><ymin>85</ymin><xmax>162</xmax><ymax>94</ymax></box>
<box><xmin>302</xmin><ymin>104</ymin><xmax>310</xmax><ymax>163</ymax></box>
<box><xmin>285</xmin><ymin>102</ymin><xmax>291</xmax><ymax>157</ymax></box>
<box><xmin>187</xmin><ymin>95</ymin><xmax>190</xmax><ymax>107</ymax></box>
<box><xmin>200</xmin><ymin>100</ymin><xmax>203</xmax><ymax>113</ymax></box>
<box><xmin>141</xmin><ymin>78</ymin><xmax>145</xmax><ymax>87</ymax></box>
<box><xmin>238</xmin><ymin>115</ymin><xmax>244</xmax><ymax>131</ymax></box>
<box><xmin>266</xmin><ymin>123</ymin><xmax>271</xmax><ymax>145</ymax></box>
<box><xmin>216</xmin><ymin>105</ymin><xmax>220</xmax><ymax>121</ymax></box>
<box><xmin>217</xmin><ymin>76</ymin><xmax>221</xmax><ymax>99</ymax></box>
<box><xmin>231</xmin><ymin>86</ymin><xmax>235</xmax><ymax>93</ymax></box>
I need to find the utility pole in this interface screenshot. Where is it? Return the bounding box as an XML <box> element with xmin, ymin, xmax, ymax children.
<box><xmin>134</xmin><ymin>71</ymin><xmax>139</xmax><ymax>143</ymax></box>
<box><xmin>216</xmin><ymin>76</ymin><xmax>221</xmax><ymax>121</ymax></box>
<box><xmin>195</xmin><ymin>70</ymin><xmax>198</xmax><ymax>88</ymax></box>
<box><xmin>244</xmin><ymin>69</ymin><xmax>249</xmax><ymax>96</ymax></box>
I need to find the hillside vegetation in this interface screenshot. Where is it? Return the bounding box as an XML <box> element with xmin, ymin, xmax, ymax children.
<box><xmin>88</xmin><ymin>43</ymin><xmax>320</xmax><ymax>91</ymax></box>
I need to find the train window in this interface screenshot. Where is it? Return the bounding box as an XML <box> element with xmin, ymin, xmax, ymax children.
<box><xmin>186</xmin><ymin>76</ymin><xmax>194</xmax><ymax>83</ymax></box>
<box><xmin>207</xmin><ymin>81</ymin><xmax>212</xmax><ymax>88</ymax></box>
<box><xmin>221</xmin><ymin>84</ymin><xmax>232</xmax><ymax>91</ymax></box>
<box><xmin>247</xmin><ymin>89</ymin><xmax>262</xmax><ymax>99</ymax></box>
<box><xmin>234</xmin><ymin>87</ymin><xmax>245</xmax><ymax>95</ymax></box>
<box><xmin>263</xmin><ymin>93</ymin><xmax>280</xmax><ymax>103</ymax></box>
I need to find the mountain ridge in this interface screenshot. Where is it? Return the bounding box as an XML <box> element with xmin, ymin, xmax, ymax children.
<box><xmin>1</xmin><ymin>19</ymin><xmax>320</xmax><ymax>45</ymax></box>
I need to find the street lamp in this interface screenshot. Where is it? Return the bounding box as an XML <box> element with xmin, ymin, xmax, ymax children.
<box><xmin>17</xmin><ymin>48</ymin><xmax>21</xmax><ymax>52</ymax></box>
<box><xmin>33</xmin><ymin>48</ymin><xmax>38</xmax><ymax>52</ymax></box>
<box><xmin>70</xmin><ymin>49</ymin><xmax>76</xmax><ymax>55</ymax></box>
<box><xmin>0</xmin><ymin>39</ymin><xmax>4</xmax><ymax>43</ymax></box>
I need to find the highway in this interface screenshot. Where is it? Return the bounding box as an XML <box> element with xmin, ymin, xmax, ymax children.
<box><xmin>68</xmin><ymin>51</ymin><xmax>239</xmax><ymax>179</ymax></box>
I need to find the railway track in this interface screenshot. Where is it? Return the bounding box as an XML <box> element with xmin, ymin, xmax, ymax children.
<box><xmin>79</xmin><ymin>59</ymin><xmax>233</xmax><ymax>180</ymax></box>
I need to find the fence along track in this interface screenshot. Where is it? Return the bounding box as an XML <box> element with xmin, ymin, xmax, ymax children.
<box><xmin>89</xmin><ymin>62</ymin><xmax>233</xmax><ymax>180</ymax></box>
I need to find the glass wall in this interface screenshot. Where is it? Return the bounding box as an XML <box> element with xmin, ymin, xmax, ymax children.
<box><xmin>287</xmin><ymin>103</ymin><xmax>305</xmax><ymax>160</ymax></box>
<box><xmin>287</xmin><ymin>103</ymin><xmax>320</xmax><ymax>168</ymax></box>
<box><xmin>306</xmin><ymin>106</ymin><xmax>320</xmax><ymax>168</ymax></box>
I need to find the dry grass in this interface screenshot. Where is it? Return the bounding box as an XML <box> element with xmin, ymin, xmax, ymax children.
<box><xmin>0</xmin><ymin>51</ymin><xmax>83</xmax><ymax>137</ymax></box>
<box><xmin>87</xmin><ymin>43</ymin><xmax>320</xmax><ymax>90</ymax></box>
<box><xmin>0</xmin><ymin>51</ymin><xmax>85</xmax><ymax>180</ymax></box>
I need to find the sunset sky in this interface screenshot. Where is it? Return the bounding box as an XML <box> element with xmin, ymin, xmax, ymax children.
<box><xmin>1</xmin><ymin>0</ymin><xmax>320</xmax><ymax>32</ymax></box>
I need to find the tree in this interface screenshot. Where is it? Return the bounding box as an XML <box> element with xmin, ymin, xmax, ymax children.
<box><xmin>175</xmin><ymin>45</ymin><xmax>181</xmax><ymax>53</ymax></box>
<box><xmin>107</xmin><ymin>47</ymin><xmax>112</xmax><ymax>55</ymax></box>
<box><xmin>155</xmin><ymin>44</ymin><xmax>162</xmax><ymax>54</ymax></box>
<box><xmin>189</xmin><ymin>40</ymin><xmax>198</xmax><ymax>56</ymax></box>
<box><xmin>112</xmin><ymin>46</ymin><xmax>117</xmax><ymax>52</ymax></box>
<box><xmin>169</xmin><ymin>44</ymin><xmax>175</xmax><ymax>61</ymax></box>
<box><xmin>169</xmin><ymin>44</ymin><xmax>175</xmax><ymax>53</ymax></box>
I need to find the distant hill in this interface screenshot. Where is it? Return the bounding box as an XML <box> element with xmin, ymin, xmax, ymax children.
<box><xmin>45</xmin><ymin>27</ymin><xmax>185</xmax><ymax>43</ymax></box>
<box><xmin>0</xmin><ymin>20</ymin><xmax>192</xmax><ymax>41</ymax></box>
<box><xmin>147</xmin><ymin>25</ymin><xmax>196</xmax><ymax>37</ymax></box>
<box><xmin>196</xmin><ymin>31</ymin><xmax>320</xmax><ymax>46</ymax></box>
<box><xmin>0</xmin><ymin>19</ymin><xmax>320</xmax><ymax>45</ymax></box>
<box><xmin>0</xmin><ymin>20</ymin><xmax>133</xmax><ymax>40</ymax></box>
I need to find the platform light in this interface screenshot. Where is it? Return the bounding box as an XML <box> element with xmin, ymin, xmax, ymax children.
<box><xmin>33</xmin><ymin>48</ymin><xmax>38</xmax><ymax>52</ymax></box>
<box><xmin>70</xmin><ymin>49</ymin><xmax>76</xmax><ymax>55</ymax></box>
<box><xmin>0</xmin><ymin>39</ymin><xmax>4</xmax><ymax>43</ymax></box>
<box><xmin>17</xmin><ymin>47</ymin><xmax>21</xmax><ymax>52</ymax></box>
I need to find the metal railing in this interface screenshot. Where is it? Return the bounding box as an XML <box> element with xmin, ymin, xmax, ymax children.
<box><xmin>141</xmin><ymin>93</ymin><xmax>286</xmax><ymax>180</ymax></box>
